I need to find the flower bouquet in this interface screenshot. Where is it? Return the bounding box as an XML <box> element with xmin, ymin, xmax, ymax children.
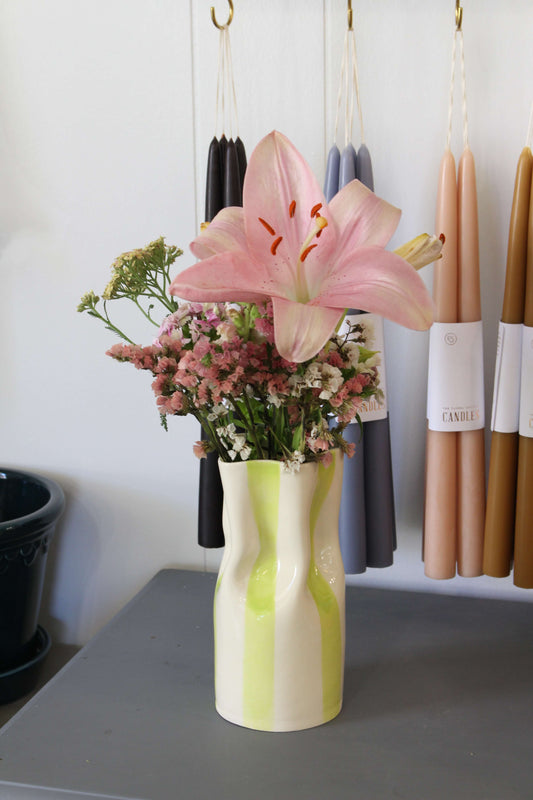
<box><xmin>79</xmin><ymin>131</ymin><xmax>442</xmax><ymax>731</ymax></box>
<box><xmin>79</xmin><ymin>132</ymin><xmax>441</xmax><ymax>470</ymax></box>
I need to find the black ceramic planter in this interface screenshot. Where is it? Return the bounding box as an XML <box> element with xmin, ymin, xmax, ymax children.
<box><xmin>0</xmin><ymin>468</ymin><xmax>65</xmax><ymax>703</ymax></box>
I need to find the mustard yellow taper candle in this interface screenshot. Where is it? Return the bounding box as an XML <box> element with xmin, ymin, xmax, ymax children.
<box><xmin>484</xmin><ymin>147</ymin><xmax>532</xmax><ymax>577</ymax></box>
<box><xmin>514</xmin><ymin>156</ymin><xmax>533</xmax><ymax>589</ymax></box>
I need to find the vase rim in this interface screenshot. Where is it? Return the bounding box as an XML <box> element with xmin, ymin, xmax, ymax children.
<box><xmin>217</xmin><ymin>450</ymin><xmax>340</xmax><ymax>469</ymax></box>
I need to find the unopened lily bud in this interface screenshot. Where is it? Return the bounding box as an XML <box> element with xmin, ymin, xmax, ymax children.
<box><xmin>394</xmin><ymin>233</ymin><xmax>444</xmax><ymax>271</ymax></box>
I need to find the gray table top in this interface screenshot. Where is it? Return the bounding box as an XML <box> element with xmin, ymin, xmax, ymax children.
<box><xmin>0</xmin><ymin>569</ymin><xmax>531</xmax><ymax>800</ymax></box>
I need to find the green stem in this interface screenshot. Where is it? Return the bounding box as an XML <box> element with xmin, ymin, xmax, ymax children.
<box><xmin>242</xmin><ymin>393</ymin><xmax>265</xmax><ymax>459</ymax></box>
<box><xmin>100</xmin><ymin>302</ymin><xmax>135</xmax><ymax>344</ymax></box>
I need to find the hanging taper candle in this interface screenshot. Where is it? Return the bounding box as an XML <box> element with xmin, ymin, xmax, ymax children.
<box><xmin>425</xmin><ymin>149</ymin><xmax>458</xmax><ymax>579</ymax></box>
<box><xmin>198</xmin><ymin>2</ymin><xmax>247</xmax><ymax>549</ymax></box>
<box><xmin>324</xmin><ymin>4</ymin><xmax>395</xmax><ymax>574</ymax></box>
<box><xmin>514</xmin><ymin>156</ymin><xmax>533</xmax><ymax>589</ymax></box>
<box><xmin>425</xmin><ymin>4</ymin><xmax>485</xmax><ymax>579</ymax></box>
<box><xmin>484</xmin><ymin>146</ymin><xmax>532</xmax><ymax>577</ymax></box>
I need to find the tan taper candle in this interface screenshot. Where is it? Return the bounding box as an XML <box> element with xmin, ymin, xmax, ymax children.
<box><xmin>456</xmin><ymin>147</ymin><xmax>485</xmax><ymax>577</ymax></box>
<box><xmin>514</xmin><ymin>160</ymin><xmax>533</xmax><ymax>589</ymax></box>
<box><xmin>424</xmin><ymin>149</ymin><xmax>458</xmax><ymax>579</ymax></box>
<box><xmin>484</xmin><ymin>147</ymin><xmax>532</xmax><ymax>577</ymax></box>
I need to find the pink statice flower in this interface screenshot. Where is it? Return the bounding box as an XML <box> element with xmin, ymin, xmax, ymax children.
<box><xmin>107</xmin><ymin>299</ymin><xmax>382</xmax><ymax>465</ymax></box>
<box><xmin>193</xmin><ymin>440</ymin><xmax>209</xmax><ymax>459</ymax></box>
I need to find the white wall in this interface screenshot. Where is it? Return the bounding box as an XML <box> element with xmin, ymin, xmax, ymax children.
<box><xmin>1</xmin><ymin>0</ymin><xmax>532</xmax><ymax>645</ymax></box>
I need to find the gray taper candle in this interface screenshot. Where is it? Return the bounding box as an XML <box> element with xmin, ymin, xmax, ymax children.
<box><xmin>330</xmin><ymin>144</ymin><xmax>367</xmax><ymax>573</ymax></box>
<box><xmin>329</xmin><ymin>142</ymin><xmax>397</xmax><ymax>572</ymax></box>
<box><xmin>357</xmin><ymin>144</ymin><xmax>396</xmax><ymax>562</ymax></box>
<box><xmin>340</xmin><ymin>144</ymin><xmax>357</xmax><ymax>187</ymax></box>
<box><xmin>338</xmin><ymin>423</ymin><xmax>367</xmax><ymax>573</ymax></box>
<box><xmin>356</xmin><ymin>143</ymin><xmax>374</xmax><ymax>192</ymax></box>
<box><xmin>324</xmin><ymin>145</ymin><xmax>340</xmax><ymax>202</ymax></box>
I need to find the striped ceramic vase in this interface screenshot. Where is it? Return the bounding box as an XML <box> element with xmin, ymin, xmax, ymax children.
<box><xmin>214</xmin><ymin>450</ymin><xmax>345</xmax><ymax>731</ymax></box>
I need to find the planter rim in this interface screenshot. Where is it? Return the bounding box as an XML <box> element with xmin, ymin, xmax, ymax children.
<box><xmin>0</xmin><ymin>468</ymin><xmax>65</xmax><ymax>537</ymax></box>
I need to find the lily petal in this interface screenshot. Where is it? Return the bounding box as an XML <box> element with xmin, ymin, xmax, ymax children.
<box><xmin>272</xmin><ymin>296</ymin><xmax>344</xmax><ymax>362</ymax></box>
<box><xmin>319</xmin><ymin>247</ymin><xmax>434</xmax><ymax>330</ymax></box>
<box><xmin>243</xmin><ymin>131</ymin><xmax>337</xmax><ymax>298</ymax></box>
<box><xmin>169</xmin><ymin>252</ymin><xmax>272</xmax><ymax>303</ymax></box>
<box><xmin>190</xmin><ymin>207</ymin><xmax>247</xmax><ymax>259</ymax></box>
<box><xmin>328</xmin><ymin>180</ymin><xmax>401</xmax><ymax>249</ymax></box>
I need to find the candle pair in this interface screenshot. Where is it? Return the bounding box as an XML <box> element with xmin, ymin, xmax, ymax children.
<box><xmin>198</xmin><ymin>135</ymin><xmax>247</xmax><ymax>549</ymax></box>
<box><xmin>324</xmin><ymin>143</ymin><xmax>397</xmax><ymax>574</ymax></box>
<box><xmin>484</xmin><ymin>147</ymin><xmax>533</xmax><ymax>588</ymax></box>
<box><xmin>424</xmin><ymin>148</ymin><xmax>485</xmax><ymax>579</ymax></box>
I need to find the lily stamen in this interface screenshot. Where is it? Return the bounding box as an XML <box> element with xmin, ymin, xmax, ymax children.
<box><xmin>310</xmin><ymin>203</ymin><xmax>322</xmax><ymax>217</ymax></box>
<box><xmin>298</xmin><ymin>215</ymin><xmax>328</xmax><ymax>262</ymax></box>
<box><xmin>259</xmin><ymin>218</ymin><xmax>276</xmax><ymax>236</ymax></box>
<box><xmin>289</xmin><ymin>200</ymin><xmax>296</xmax><ymax>218</ymax></box>
<box><xmin>271</xmin><ymin>236</ymin><xmax>283</xmax><ymax>255</ymax></box>
<box><xmin>300</xmin><ymin>244</ymin><xmax>318</xmax><ymax>262</ymax></box>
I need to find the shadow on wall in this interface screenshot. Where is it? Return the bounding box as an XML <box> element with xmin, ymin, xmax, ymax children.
<box><xmin>39</xmin><ymin>472</ymin><xmax>197</xmax><ymax>646</ymax></box>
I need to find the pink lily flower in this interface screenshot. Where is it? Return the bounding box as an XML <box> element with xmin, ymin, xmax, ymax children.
<box><xmin>170</xmin><ymin>131</ymin><xmax>435</xmax><ymax>363</ymax></box>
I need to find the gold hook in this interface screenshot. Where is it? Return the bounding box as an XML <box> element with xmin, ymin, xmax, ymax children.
<box><xmin>211</xmin><ymin>0</ymin><xmax>234</xmax><ymax>30</ymax></box>
<box><xmin>347</xmin><ymin>0</ymin><xmax>353</xmax><ymax>31</ymax></box>
<box><xmin>455</xmin><ymin>0</ymin><xmax>463</xmax><ymax>31</ymax></box>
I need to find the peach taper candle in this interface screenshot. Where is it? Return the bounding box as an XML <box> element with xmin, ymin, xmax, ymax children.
<box><xmin>456</xmin><ymin>147</ymin><xmax>485</xmax><ymax>577</ymax></box>
<box><xmin>484</xmin><ymin>147</ymin><xmax>532</xmax><ymax>577</ymax></box>
<box><xmin>424</xmin><ymin>149</ymin><xmax>458</xmax><ymax>579</ymax></box>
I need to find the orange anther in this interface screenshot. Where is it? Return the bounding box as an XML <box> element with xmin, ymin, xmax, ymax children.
<box><xmin>300</xmin><ymin>244</ymin><xmax>318</xmax><ymax>262</ymax></box>
<box><xmin>258</xmin><ymin>217</ymin><xmax>276</xmax><ymax>236</ymax></box>
<box><xmin>271</xmin><ymin>236</ymin><xmax>283</xmax><ymax>255</ymax></box>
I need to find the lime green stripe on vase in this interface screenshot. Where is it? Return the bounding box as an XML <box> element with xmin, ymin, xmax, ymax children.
<box><xmin>308</xmin><ymin>452</ymin><xmax>343</xmax><ymax>720</ymax></box>
<box><xmin>243</xmin><ymin>461</ymin><xmax>280</xmax><ymax>729</ymax></box>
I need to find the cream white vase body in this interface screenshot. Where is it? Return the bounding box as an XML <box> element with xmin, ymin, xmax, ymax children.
<box><xmin>214</xmin><ymin>451</ymin><xmax>345</xmax><ymax>732</ymax></box>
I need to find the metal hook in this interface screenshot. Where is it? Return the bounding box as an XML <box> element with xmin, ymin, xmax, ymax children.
<box><xmin>347</xmin><ymin>0</ymin><xmax>353</xmax><ymax>31</ymax></box>
<box><xmin>455</xmin><ymin>0</ymin><xmax>463</xmax><ymax>31</ymax></box>
<box><xmin>211</xmin><ymin>0</ymin><xmax>234</xmax><ymax>30</ymax></box>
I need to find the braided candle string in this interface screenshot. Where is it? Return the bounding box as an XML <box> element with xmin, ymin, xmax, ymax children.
<box><xmin>446</xmin><ymin>29</ymin><xmax>469</xmax><ymax>151</ymax></box>
<box><xmin>214</xmin><ymin>25</ymin><xmax>240</xmax><ymax>139</ymax></box>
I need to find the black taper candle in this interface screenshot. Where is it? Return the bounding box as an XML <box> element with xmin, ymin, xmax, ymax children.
<box><xmin>198</xmin><ymin>136</ymin><xmax>225</xmax><ymax>549</ymax></box>
<box><xmin>224</xmin><ymin>139</ymin><xmax>241</xmax><ymax>206</ymax></box>
<box><xmin>235</xmin><ymin>137</ymin><xmax>247</xmax><ymax>195</ymax></box>
<box><xmin>205</xmin><ymin>137</ymin><xmax>223</xmax><ymax>222</ymax></box>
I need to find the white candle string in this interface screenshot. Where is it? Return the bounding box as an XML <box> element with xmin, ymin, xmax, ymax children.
<box><xmin>446</xmin><ymin>29</ymin><xmax>469</xmax><ymax>151</ymax></box>
<box><xmin>214</xmin><ymin>25</ymin><xmax>240</xmax><ymax>139</ymax></box>
<box><xmin>334</xmin><ymin>30</ymin><xmax>349</xmax><ymax>146</ymax></box>
<box><xmin>350</xmin><ymin>29</ymin><xmax>365</xmax><ymax>144</ymax></box>
<box><xmin>525</xmin><ymin>101</ymin><xmax>533</xmax><ymax>148</ymax></box>
<box><xmin>334</xmin><ymin>27</ymin><xmax>365</xmax><ymax>149</ymax></box>
<box><xmin>459</xmin><ymin>31</ymin><xmax>469</xmax><ymax>149</ymax></box>
<box><xmin>226</xmin><ymin>27</ymin><xmax>240</xmax><ymax>138</ymax></box>
<box><xmin>215</xmin><ymin>27</ymin><xmax>226</xmax><ymax>136</ymax></box>
<box><xmin>446</xmin><ymin>30</ymin><xmax>457</xmax><ymax>151</ymax></box>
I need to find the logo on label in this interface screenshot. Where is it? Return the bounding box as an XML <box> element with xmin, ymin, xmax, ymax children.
<box><xmin>441</xmin><ymin>408</ymin><xmax>480</xmax><ymax>423</ymax></box>
<box><xmin>444</xmin><ymin>332</ymin><xmax>457</xmax><ymax>346</ymax></box>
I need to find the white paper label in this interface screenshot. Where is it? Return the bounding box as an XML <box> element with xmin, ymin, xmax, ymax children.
<box><xmin>427</xmin><ymin>321</ymin><xmax>485</xmax><ymax>431</ymax></box>
<box><xmin>343</xmin><ymin>313</ymin><xmax>388</xmax><ymax>422</ymax></box>
<box><xmin>519</xmin><ymin>325</ymin><xmax>533</xmax><ymax>437</ymax></box>
<box><xmin>490</xmin><ymin>322</ymin><xmax>522</xmax><ymax>432</ymax></box>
